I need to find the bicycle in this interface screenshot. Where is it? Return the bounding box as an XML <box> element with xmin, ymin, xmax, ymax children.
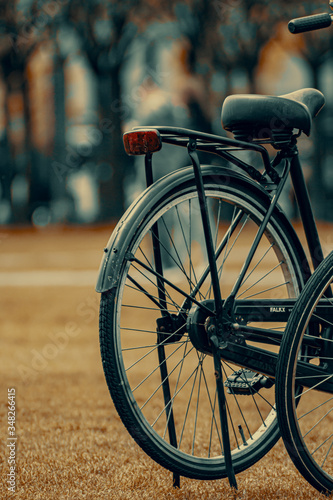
<box><xmin>276</xmin><ymin>251</ymin><xmax>333</xmax><ymax>496</ymax></box>
<box><xmin>96</xmin><ymin>4</ymin><xmax>333</xmax><ymax>492</ymax></box>
<box><xmin>275</xmin><ymin>6</ymin><xmax>333</xmax><ymax>497</ymax></box>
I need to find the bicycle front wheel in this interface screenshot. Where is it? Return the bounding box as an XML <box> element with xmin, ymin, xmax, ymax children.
<box><xmin>276</xmin><ymin>251</ymin><xmax>333</xmax><ymax>495</ymax></box>
<box><xmin>99</xmin><ymin>166</ymin><xmax>306</xmax><ymax>479</ymax></box>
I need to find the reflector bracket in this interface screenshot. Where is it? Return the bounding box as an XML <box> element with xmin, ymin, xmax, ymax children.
<box><xmin>123</xmin><ymin>129</ymin><xmax>162</xmax><ymax>156</ymax></box>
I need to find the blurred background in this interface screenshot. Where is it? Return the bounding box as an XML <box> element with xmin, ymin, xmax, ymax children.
<box><xmin>1</xmin><ymin>0</ymin><xmax>333</xmax><ymax>227</ymax></box>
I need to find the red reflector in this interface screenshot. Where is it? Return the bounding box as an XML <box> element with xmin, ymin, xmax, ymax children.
<box><xmin>123</xmin><ymin>129</ymin><xmax>162</xmax><ymax>156</ymax></box>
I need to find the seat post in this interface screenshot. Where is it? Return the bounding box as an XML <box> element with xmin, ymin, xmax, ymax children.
<box><xmin>290</xmin><ymin>153</ymin><xmax>325</xmax><ymax>273</ymax></box>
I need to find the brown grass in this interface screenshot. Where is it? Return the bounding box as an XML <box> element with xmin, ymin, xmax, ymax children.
<box><xmin>1</xmin><ymin>225</ymin><xmax>332</xmax><ymax>500</ymax></box>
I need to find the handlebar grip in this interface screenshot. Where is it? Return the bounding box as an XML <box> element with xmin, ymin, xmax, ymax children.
<box><xmin>288</xmin><ymin>13</ymin><xmax>332</xmax><ymax>34</ymax></box>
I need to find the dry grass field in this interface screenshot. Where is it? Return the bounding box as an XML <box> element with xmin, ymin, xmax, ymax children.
<box><xmin>1</xmin><ymin>224</ymin><xmax>333</xmax><ymax>500</ymax></box>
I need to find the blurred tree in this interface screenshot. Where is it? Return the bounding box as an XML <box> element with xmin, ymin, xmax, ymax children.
<box><xmin>0</xmin><ymin>0</ymin><xmax>332</xmax><ymax>224</ymax></box>
<box><xmin>217</xmin><ymin>1</ymin><xmax>284</xmax><ymax>94</ymax></box>
<box><xmin>0</xmin><ymin>0</ymin><xmax>38</xmax><ymax>223</ymax></box>
<box><xmin>67</xmin><ymin>0</ymin><xmax>141</xmax><ymax>220</ymax></box>
<box><xmin>174</xmin><ymin>0</ymin><xmax>284</xmax><ymax>129</ymax></box>
<box><xmin>286</xmin><ymin>0</ymin><xmax>333</xmax><ymax>219</ymax></box>
<box><xmin>0</xmin><ymin>0</ymin><xmax>65</xmax><ymax>224</ymax></box>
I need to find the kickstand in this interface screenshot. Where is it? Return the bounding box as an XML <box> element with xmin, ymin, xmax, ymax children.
<box><xmin>173</xmin><ymin>473</ymin><xmax>180</xmax><ymax>488</ymax></box>
<box><xmin>209</xmin><ymin>328</ymin><xmax>238</xmax><ymax>491</ymax></box>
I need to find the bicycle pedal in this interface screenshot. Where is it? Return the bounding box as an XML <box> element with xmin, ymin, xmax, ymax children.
<box><xmin>225</xmin><ymin>369</ymin><xmax>274</xmax><ymax>395</ymax></box>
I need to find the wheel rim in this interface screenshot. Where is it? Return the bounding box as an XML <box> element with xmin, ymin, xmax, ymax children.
<box><xmin>288</xmin><ymin>277</ymin><xmax>333</xmax><ymax>487</ymax></box>
<box><xmin>110</xmin><ymin>184</ymin><xmax>303</xmax><ymax>476</ymax></box>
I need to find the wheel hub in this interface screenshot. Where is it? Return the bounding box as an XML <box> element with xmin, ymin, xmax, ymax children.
<box><xmin>187</xmin><ymin>300</ymin><xmax>216</xmax><ymax>355</ymax></box>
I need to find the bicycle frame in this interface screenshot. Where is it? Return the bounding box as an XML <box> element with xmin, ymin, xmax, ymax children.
<box><xmin>126</xmin><ymin>125</ymin><xmax>333</xmax><ymax>488</ymax></box>
<box><xmin>140</xmin><ymin>125</ymin><xmax>325</xmax><ymax>274</ymax></box>
<box><xmin>98</xmin><ymin>124</ymin><xmax>333</xmax><ymax>490</ymax></box>
<box><xmin>135</xmin><ymin>126</ymin><xmax>332</xmax><ymax>391</ymax></box>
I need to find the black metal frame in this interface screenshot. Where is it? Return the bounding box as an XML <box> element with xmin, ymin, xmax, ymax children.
<box><xmin>137</xmin><ymin>125</ymin><xmax>331</xmax><ymax>489</ymax></box>
<box><xmin>141</xmin><ymin>126</ymin><xmax>325</xmax><ymax>303</ymax></box>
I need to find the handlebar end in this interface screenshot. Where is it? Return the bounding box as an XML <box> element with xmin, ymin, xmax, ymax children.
<box><xmin>288</xmin><ymin>13</ymin><xmax>332</xmax><ymax>34</ymax></box>
<box><xmin>288</xmin><ymin>21</ymin><xmax>297</xmax><ymax>34</ymax></box>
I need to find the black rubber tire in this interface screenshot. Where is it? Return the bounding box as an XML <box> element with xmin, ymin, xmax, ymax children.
<box><xmin>99</xmin><ymin>169</ymin><xmax>306</xmax><ymax>480</ymax></box>
<box><xmin>276</xmin><ymin>251</ymin><xmax>333</xmax><ymax>495</ymax></box>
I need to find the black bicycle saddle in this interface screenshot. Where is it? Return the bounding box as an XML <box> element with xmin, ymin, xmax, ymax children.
<box><xmin>221</xmin><ymin>88</ymin><xmax>325</xmax><ymax>143</ymax></box>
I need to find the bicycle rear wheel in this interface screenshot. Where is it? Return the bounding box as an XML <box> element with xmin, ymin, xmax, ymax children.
<box><xmin>276</xmin><ymin>251</ymin><xmax>333</xmax><ymax>495</ymax></box>
<box><xmin>99</xmin><ymin>166</ymin><xmax>306</xmax><ymax>479</ymax></box>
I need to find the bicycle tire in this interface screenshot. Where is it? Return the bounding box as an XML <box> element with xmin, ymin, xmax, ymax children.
<box><xmin>99</xmin><ymin>165</ymin><xmax>306</xmax><ymax>479</ymax></box>
<box><xmin>276</xmin><ymin>251</ymin><xmax>333</xmax><ymax>495</ymax></box>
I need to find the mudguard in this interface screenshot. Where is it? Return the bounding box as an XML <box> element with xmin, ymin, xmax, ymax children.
<box><xmin>96</xmin><ymin>165</ymin><xmax>308</xmax><ymax>293</ymax></box>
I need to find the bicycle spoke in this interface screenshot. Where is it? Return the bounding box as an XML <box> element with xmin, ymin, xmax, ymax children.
<box><xmin>175</xmin><ymin>204</ymin><xmax>201</xmax><ymax>293</ymax></box>
<box><xmin>122</xmin><ymin>341</ymin><xmax>188</xmax><ymax>351</ymax></box>
<box><xmin>152</xmin><ymin>359</ymin><xmax>199</xmax><ymax>428</ymax></box>
<box><xmin>218</xmin><ymin>213</ymin><xmax>249</xmax><ymax>277</ymax></box>
<box><xmin>236</xmin><ymin>261</ymin><xmax>283</xmax><ymax>299</ymax></box>
<box><xmin>298</xmin><ymin>396</ymin><xmax>333</xmax><ymax>420</ymax></box>
<box><xmin>126</xmin><ymin>328</ymin><xmax>189</xmax><ymax>373</ymax></box>
<box><xmin>302</xmin><ymin>406</ymin><xmax>333</xmax><ymax>438</ymax></box>
<box><xmin>177</xmin><ymin>363</ymin><xmax>201</xmax><ymax>450</ymax></box>
<box><xmin>321</xmin><ymin>439</ymin><xmax>333</xmax><ymax>468</ymax></box>
<box><xmin>240</xmin><ymin>243</ymin><xmax>274</xmax><ymax>288</ymax></box>
<box><xmin>122</xmin><ymin>303</ymin><xmax>179</xmax><ymax>314</ymax></box>
<box><xmin>162</xmin><ymin>339</ymin><xmax>190</xmax><ymax>440</ymax></box>
<box><xmin>158</xmin><ymin>215</ymin><xmax>196</xmax><ymax>290</ymax></box>
<box><xmin>130</xmin><ymin>263</ymin><xmax>181</xmax><ymax>313</ymax></box>
<box><xmin>140</xmin><ymin>345</ymin><xmax>196</xmax><ymax>410</ymax></box>
<box><xmin>206</xmin><ymin>210</ymin><xmax>249</xmax><ymax>300</ymax></box>
<box><xmin>125</xmin><ymin>279</ymin><xmax>176</xmax><ymax>312</ymax></box>
<box><xmin>311</xmin><ymin>434</ymin><xmax>333</xmax><ymax>457</ymax></box>
<box><xmin>187</xmin><ymin>208</ymin><xmax>245</xmax><ymax>304</ymax></box>
<box><xmin>311</xmin><ymin>313</ymin><xmax>333</xmax><ymax>334</ymax></box>
<box><xmin>241</xmin><ymin>281</ymin><xmax>290</xmax><ymax>300</ymax></box>
<box><xmin>214</xmin><ymin>199</ymin><xmax>222</xmax><ymax>251</ymax></box>
<box><xmin>196</xmin><ymin>355</ymin><xmax>224</xmax><ymax>452</ymax></box>
<box><xmin>138</xmin><ymin>244</ymin><xmax>155</xmax><ymax>270</ymax></box>
<box><xmin>121</xmin><ymin>326</ymin><xmax>166</xmax><ymax>335</ymax></box>
<box><xmin>192</xmin><ymin>357</ymin><xmax>204</xmax><ymax>455</ymax></box>
<box><xmin>221</xmin><ymin>363</ymin><xmax>253</xmax><ymax>439</ymax></box>
<box><xmin>155</xmin><ymin>211</ymin><xmax>206</xmax><ymax>301</ymax></box>
<box><xmin>295</xmin><ymin>374</ymin><xmax>333</xmax><ymax>398</ymax></box>
<box><xmin>208</xmin><ymin>390</ymin><xmax>219</xmax><ymax>457</ymax></box>
<box><xmin>189</xmin><ymin>199</ymin><xmax>193</xmax><ymax>290</ymax></box>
